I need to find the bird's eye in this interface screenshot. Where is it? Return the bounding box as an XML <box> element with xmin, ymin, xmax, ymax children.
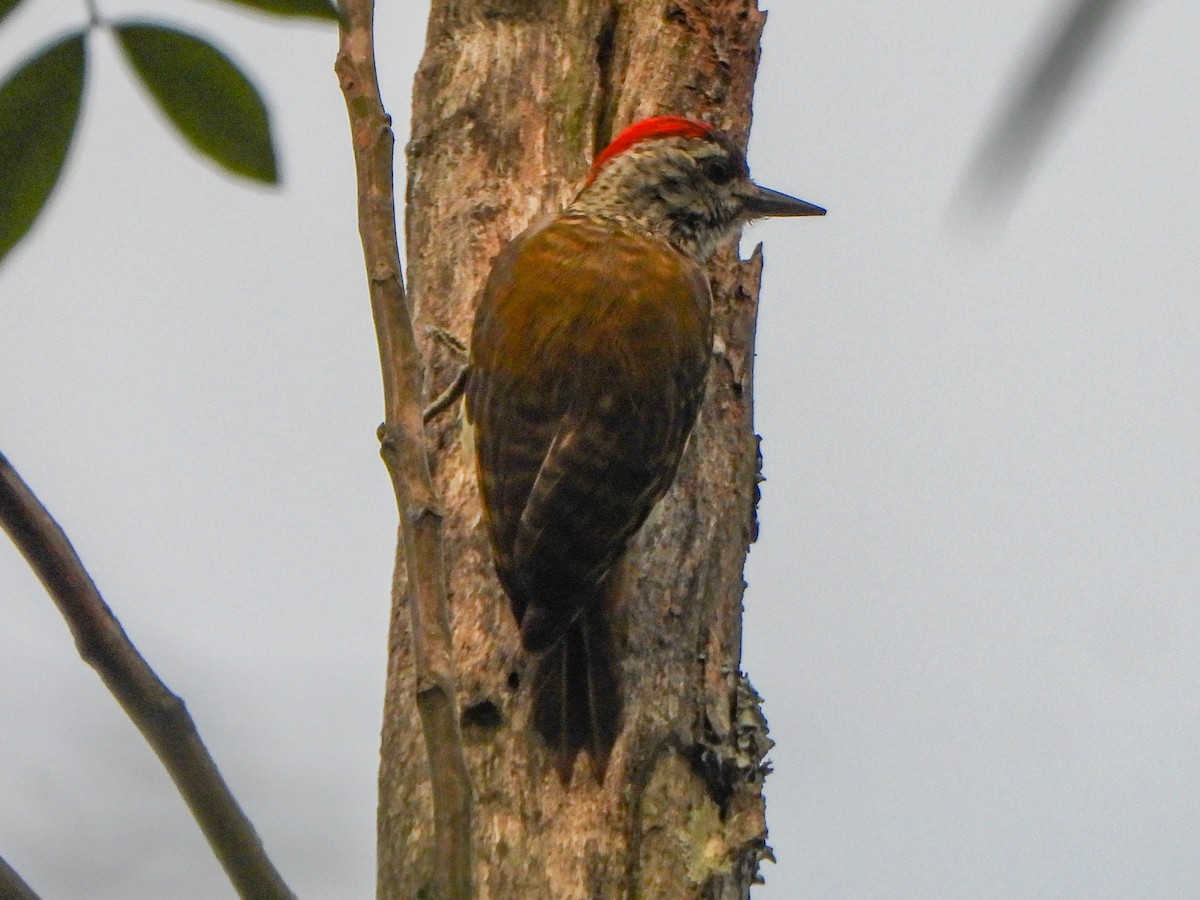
<box><xmin>700</xmin><ymin>157</ymin><xmax>735</xmax><ymax>185</ymax></box>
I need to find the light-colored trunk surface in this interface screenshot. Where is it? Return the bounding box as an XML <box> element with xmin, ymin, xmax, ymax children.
<box><xmin>379</xmin><ymin>3</ymin><xmax>777</xmax><ymax>897</ymax></box>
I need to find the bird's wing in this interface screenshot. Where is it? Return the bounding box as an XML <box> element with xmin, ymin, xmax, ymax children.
<box><xmin>502</xmin><ymin>220</ymin><xmax>713</xmax><ymax>650</ymax></box>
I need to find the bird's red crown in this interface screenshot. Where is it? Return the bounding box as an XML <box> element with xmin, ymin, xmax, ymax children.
<box><xmin>586</xmin><ymin>116</ymin><xmax>715</xmax><ymax>184</ymax></box>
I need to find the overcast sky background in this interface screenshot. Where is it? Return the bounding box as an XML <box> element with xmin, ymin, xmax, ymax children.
<box><xmin>2</xmin><ymin>1</ymin><xmax>1198</xmax><ymax>898</ymax></box>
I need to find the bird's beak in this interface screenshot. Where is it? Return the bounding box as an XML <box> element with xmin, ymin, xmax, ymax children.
<box><xmin>743</xmin><ymin>183</ymin><xmax>826</xmax><ymax>218</ymax></box>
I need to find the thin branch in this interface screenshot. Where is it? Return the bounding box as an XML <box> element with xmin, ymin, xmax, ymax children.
<box><xmin>0</xmin><ymin>854</ymin><xmax>41</xmax><ymax>900</ymax></box>
<box><xmin>335</xmin><ymin>3</ymin><xmax>474</xmax><ymax>899</ymax></box>
<box><xmin>0</xmin><ymin>451</ymin><xmax>295</xmax><ymax>900</ymax></box>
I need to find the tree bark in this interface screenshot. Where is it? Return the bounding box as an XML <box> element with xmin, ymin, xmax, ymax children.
<box><xmin>379</xmin><ymin>2</ymin><xmax>775</xmax><ymax>897</ymax></box>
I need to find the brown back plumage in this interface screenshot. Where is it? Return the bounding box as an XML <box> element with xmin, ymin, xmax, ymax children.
<box><xmin>466</xmin><ymin>215</ymin><xmax>712</xmax><ymax>780</ymax></box>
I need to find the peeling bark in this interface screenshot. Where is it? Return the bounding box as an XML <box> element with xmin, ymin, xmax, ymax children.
<box><xmin>379</xmin><ymin>2</ymin><xmax>776</xmax><ymax>897</ymax></box>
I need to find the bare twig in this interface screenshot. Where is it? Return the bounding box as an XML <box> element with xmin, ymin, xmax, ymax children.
<box><xmin>335</xmin><ymin>3</ymin><xmax>474</xmax><ymax>898</ymax></box>
<box><xmin>0</xmin><ymin>451</ymin><xmax>295</xmax><ymax>900</ymax></box>
<box><xmin>423</xmin><ymin>366</ymin><xmax>469</xmax><ymax>423</ymax></box>
<box><xmin>0</xmin><ymin>854</ymin><xmax>41</xmax><ymax>900</ymax></box>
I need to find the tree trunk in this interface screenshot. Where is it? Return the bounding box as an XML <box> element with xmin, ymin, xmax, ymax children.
<box><xmin>378</xmin><ymin>2</ymin><xmax>776</xmax><ymax>897</ymax></box>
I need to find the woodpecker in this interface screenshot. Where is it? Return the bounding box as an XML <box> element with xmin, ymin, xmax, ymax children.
<box><xmin>466</xmin><ymin>116</ymin><xmax>824</xmax><ymax>782</ymax></box>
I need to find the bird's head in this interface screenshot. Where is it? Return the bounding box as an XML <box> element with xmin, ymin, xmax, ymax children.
<box><xmin>568</xmin><ymin>115</ymin><xmax>825</xmax><ymax>261</ymax></box>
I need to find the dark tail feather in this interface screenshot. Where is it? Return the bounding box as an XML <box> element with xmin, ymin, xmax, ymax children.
<box><xmin>529</xmin><ymin>604</ymin><xmax>622</xmax><ymax>785</ymax></box>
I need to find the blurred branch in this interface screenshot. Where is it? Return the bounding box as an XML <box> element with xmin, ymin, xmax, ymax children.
<box><xmin>334</xmin><ymin>2</ymin><xmax>474</xmax><ymax>898</ymax></box>
<box><xmin>958</xmin><ymin>0</ymin><xmax>1138</xmax><ymax>215</ymax></box>
<box><xmin>0</xmin><ymin>450</ymin><xmax>295</xmax><ymax>900</ymax></box>
<box><xmin>0</xmin><ymin>854</ymin><xmax>41</xmax><ymax>900</ymax></box>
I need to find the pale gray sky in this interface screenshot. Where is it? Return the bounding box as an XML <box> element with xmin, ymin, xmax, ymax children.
<box><xmin>2</xmin><ymin>1</ymin><xmax>1198</xmax><ymax>898</ymax></box>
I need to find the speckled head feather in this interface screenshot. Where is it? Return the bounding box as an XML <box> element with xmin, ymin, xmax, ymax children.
<box><xmin>571</xmin><ymin>115</ymin><xmax>823</xmax><ymax>261</ymax></box>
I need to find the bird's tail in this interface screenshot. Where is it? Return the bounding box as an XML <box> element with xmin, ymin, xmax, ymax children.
<box><xmin>528</xmin><ymin>602</ymin><xmax>622</xmax><ymax>784</ymax></box>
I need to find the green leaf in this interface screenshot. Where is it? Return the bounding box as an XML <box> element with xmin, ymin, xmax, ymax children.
<box><xmin>0</xmin><ymin>0</ymin><xmax>28</xmax><ymax>27</ymax></box>
<box><xmin>115</xmin><ymin>22</ymin><xmax>277</xmax><ymax>183</ymax></box>
<box><xmin>210</xmin><ymin>0</ymin><xmax>339</xmax><ymax>20</ymax></box>
<box><xmin>0</xmin><ymin>32</ymin><xmax>86</xmax><ymax>266</ymax></box>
